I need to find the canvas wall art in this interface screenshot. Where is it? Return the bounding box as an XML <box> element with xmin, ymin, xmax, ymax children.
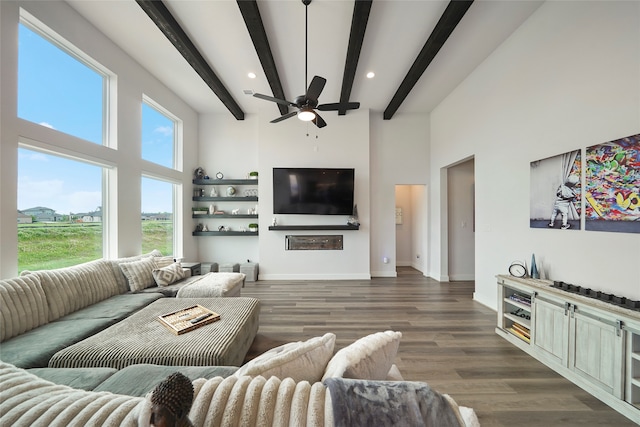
<box><xmin>585</xmin><ymin>133</ymin><xmax>640</xmax><ymax>234</ymax></box>
<box><xmin>530</xmin><ymin>149</ymin><xmax>582</xmax><ymax>230</ymax></box>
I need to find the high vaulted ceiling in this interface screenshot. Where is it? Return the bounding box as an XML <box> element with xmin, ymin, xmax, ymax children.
<box><xmin>66</xmin><ymin>0</ymin><xmax>543</xmax><ymax>121</ymax></box>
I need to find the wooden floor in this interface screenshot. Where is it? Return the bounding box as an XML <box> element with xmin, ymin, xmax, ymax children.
<box><xmin>241</xmin><ymin>267</ymin><xmax>637</xmax><ymax>426</ymax></box>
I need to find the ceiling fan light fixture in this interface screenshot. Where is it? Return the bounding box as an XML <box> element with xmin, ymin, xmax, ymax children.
<box><xmin>298</xmin><ymin>107</ymin><xmax>316</xmax><ymax>121</ymax></box>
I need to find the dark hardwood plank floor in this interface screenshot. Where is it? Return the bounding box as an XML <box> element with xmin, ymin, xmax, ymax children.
<box><xmin>242</xmin><ymin>266</ymin><xmax>637</xmax><ymax>426</ymax></box>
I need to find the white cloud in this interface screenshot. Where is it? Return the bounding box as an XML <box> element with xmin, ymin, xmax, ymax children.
<box><xmin>154</xmin><ymin>125</ymin><xmax>173</xmax><ymax>136</ymax></box>
<box><xmin>39</xmin><ymin>122</ymin><xmax>56</xmax><ymax>129</ymax></box>
<box><xmin>18</xmin><ymin>177</ymin><xmax>101</xmax><ymax>214</ymax></box>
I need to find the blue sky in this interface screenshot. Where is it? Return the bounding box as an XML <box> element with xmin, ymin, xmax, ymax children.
<box><xmin>17</xmin><ymin>23</ymin><xmax>173</xmax><ymax>215</ymax></box>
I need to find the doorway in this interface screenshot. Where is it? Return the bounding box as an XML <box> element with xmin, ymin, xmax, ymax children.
<box><xmin>395</xmin><ymin>185</ymin><xmax>426</xmax><ymax>274</ymax></box>
<box><xmin>446</xmin><ymin>158</ymin><xmax>475</xmax><ymax>281</ymax></box>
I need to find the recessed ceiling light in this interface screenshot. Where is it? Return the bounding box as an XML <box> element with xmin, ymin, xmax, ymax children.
<box><xmin>366</xmin><ymin>72</ymin><xmax>375</xmax><ymax>79</ymax></box>
<box><xmin>248</xmin><ymin>72</ymin><xmax>257</xmax><ymax>79</ymax></box>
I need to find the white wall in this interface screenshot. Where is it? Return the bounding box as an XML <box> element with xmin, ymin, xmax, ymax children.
<box><xmin>0</xmin><ymin>0</ymin><xmax>199</xmax><ymax>278</ymax></box>
<box><xmin>198</xmin><ymin>108</ymin><xmax>373</xmax><ymax>279</ymax></box>
<box><xmin>196</xmin><ymin>113</ymin><xmax>260</xmax><ymax>266</ymax></box>
<box><xmin>447</xmin><ymin>159</ymin><xmax>475</xmax><ymax>281</ymax></box>
<box><xmin>430</xmin><ymin>0</ymin><xmax>640</xmax><ymax>307</ymax></box>
<box><xmin>370</xmin><ymin>113</ymin><xmax>430</xmax><ymax>277</ymax></box>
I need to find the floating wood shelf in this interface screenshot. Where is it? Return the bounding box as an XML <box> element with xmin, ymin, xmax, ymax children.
<box><xmin>268</xmin><ymin>225</ymin><xmax>359</xmax><ymax>231</ymax></box>
<box><xmin>192</xmin><ymin>231</ymin><xmax>258</xmax><ymax>236</ymax></box>
<box><xmin>193</xmin><ymin>196</ymin><xmax>258</xmax><ymax>202</ymax></box>
<box><xmin>192</xmin><ymin>214</ymin><xmax>258</xmax><ymax>219</ymax></box>
<box><xmin>193</xmin><ymin>179</ymin><xmax>258</xmax><ymax>185</ymax></box>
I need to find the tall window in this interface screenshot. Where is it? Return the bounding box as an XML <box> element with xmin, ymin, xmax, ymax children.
<box><xmin>141</xmin><ymin>177</ymin><xmax>174</xmax><ymax>256</ymax></box>
<box><xmin>18</xmin><ymin>20</ymin><xmax>106</xmax><ymax>145</ymax></box>
<box><xmin>17</xmin><ymin>148</ymin><xmax>104</xmax><ymax>272</ymax></box>
<box><xmin>142</xmin><ymin>100</ymin><xmax>176</xmax><ymax>169</ymax></box>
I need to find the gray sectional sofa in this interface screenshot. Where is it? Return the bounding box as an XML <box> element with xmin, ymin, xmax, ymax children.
<box><xmin>0</xmin><ymin>251</ymin><xmax>205</xmax><ymax>368</ymax></box>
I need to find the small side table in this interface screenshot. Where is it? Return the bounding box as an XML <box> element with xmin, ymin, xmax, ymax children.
<box><xmin>181</xmin><ymin>262</ymin><xmax>201</xmax><ymax>276</ymax></box>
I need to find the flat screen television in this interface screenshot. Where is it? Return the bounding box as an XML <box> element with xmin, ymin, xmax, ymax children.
<box><xmin>273</xmin><ymin>168</ymin><xmax>355</xmax><ymax>215</ymax></box>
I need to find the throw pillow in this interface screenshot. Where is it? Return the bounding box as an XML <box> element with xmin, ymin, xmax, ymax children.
<box><xmin>152</xmin><ymin>262</ymin><xmax>186</xmax><ymax>287</ymax></box>
<box><xmin>119</xmin><ymin>257</ymin><xmax>156</xmax><ymax>292</ymax></box>
<box><xmin>321</xmin><ymin>330</ymin><xmax>402</xmax><ymax>381</ymax></box>
<box><xmin>234</xmin><ymin>333</ymin><xmax>336</xmax><ymax>383</ymax></box>
<box><xmin>154</xmin><ymin>256</ymin><xmax>176</xmax><ymax>269</ymax></box>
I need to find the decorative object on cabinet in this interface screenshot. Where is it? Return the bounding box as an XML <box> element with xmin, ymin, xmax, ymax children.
<box><xmin>202</xmin><ymin>224</ymin><xmax>209</xmax><ymax>232</ymax></box>
<box><xmin>530</xmin><ymin>254</ymin><xmax>540</xmax><ymax>279</ymax></box>
<box><xmin>509</xmin><ymin>261</ymin><xmax>527</xmax><ymax>278</ymax></box>
<box><xmin>249</xmin><ymin>171</ymin><xmax>258</xmax><ymax>179</ymax></box>
<box><xmin>210</xmin><ymin>187</ymin><xmax>218</xmax><ymax>197</ymax></box>
<box><xmin>248</xmin><ymin>223</ymin><xmax>258</xmax><ymax>232</ymax></box>
<box><xmin>215</xmin><ymin>171</ymin><xmax>224</xmax><ymax>179</ymax></box>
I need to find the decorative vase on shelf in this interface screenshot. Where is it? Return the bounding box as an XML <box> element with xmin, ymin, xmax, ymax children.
<box><xmin>209</xmin><ymin>187</ymin><xmax>218</xmax><ymax>197</ymax></box>
<box><xmin>530</xmin><ymin>254</ymin><xmax>539</xmax><ymax>279</ymax></box>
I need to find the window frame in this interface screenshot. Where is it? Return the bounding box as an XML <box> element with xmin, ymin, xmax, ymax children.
<box><xmin>19</xmin><ymin>9</ymin><xmax>115</xmax><ymax>148</ymax></box>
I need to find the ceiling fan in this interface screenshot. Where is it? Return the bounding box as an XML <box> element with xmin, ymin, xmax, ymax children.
<box><xmin>252</xmin><ymin>0</ymin><xmax>360</xmax><ymax>128</ymax></box>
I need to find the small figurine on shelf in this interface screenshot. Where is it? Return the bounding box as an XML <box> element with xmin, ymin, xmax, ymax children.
<box><xmin>195</xmin><ymin>223</ymin><xmax>203</xmax><ymax>232</ymax></box>
<box><xmin>208</xmin><ymin>204</ymin><xmax>215</xmax><ymax>214</ymax></box>
<box><xmin>209</xmin><ymin>187</ymin><xmax>218</xmax><ymax>197</ymax></box>
<box><xmin>202</xmin><ymin>224</ymin><xmax>209</xmax><ymax>232</ymax></box>
<box><xmin>232</xmin><ymin>208</ymin><xmax>240</xmax><ymax>215</ymax></box>
<box><xmin>272</xmin><ymin>217</ymin><xmax>277</xmax><ymax>226</ymax></box>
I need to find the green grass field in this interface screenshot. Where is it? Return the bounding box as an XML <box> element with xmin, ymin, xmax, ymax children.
<box><xmin>17</xmin><ymin>221</ymin><xmax>173</xmax><ymax>272</ymax></box>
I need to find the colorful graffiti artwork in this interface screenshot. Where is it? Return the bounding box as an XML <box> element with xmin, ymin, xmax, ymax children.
<box><xmin>585</xmin><ymin>133</ymin><xmax>640</xmax><ymax>233</ymax></box>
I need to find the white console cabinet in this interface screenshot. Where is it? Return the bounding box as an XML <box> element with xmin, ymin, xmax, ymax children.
<box><xmin>496</xmin><ymin>275</ymin><xmax>640</xmax><ymax>424</ymax></box>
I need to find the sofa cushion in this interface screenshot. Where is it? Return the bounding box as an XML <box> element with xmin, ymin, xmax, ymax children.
<box><xmin>119</xmin><ymin>256</ymin><xmax>157</xmax><ymax>292</ymax></box>
<box><xmin>134</xmin><ymin>275</ymin><xmax>202</xmax><ymax>297</ymax></box>
<box><xmin>0</xmin><ymin>318</ymin><xmax>118</xmax><ymax>368</ymax></box>
<box><xmin>322</xmin><ymin>331</ymin><xmax>402</xmax><ymax>381</ymax></box>
<box><xmin>60</xmin><ymin>293</ymin><xmax>165</xmax><ymax>321</ymax></box>
<box><xmin>27</xmin><ymin>259</ymin><xmax>122</xmax><ymax>321</ymax></box>
<box><xmin>94</xmin><ymin>363</ymin><xmax>239</xmax><ymax>397</ymax></box>
<box><xmin>0</xmin><ymin>274</ymin><xmax>48</xmax><ymax>342</ymax></box>
<box><xmin>27</xmin><ymin>366</ymin><xmax>117</xmax><ymax>391</ymax></box>
<box><xmin>152</xmin><ymin>262</ymin><xmax>186</xmax><ymax>287</ymax></box>
<box><xmin>234</xmin><ymin>333</ymin><xmax>336</xmax><ymax>383</ymax></box>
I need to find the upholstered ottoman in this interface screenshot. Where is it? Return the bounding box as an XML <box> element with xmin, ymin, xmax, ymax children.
<box><xmin>175</xmin><ymin>272</ymin><xmax>245</xmax><ymax>298</ymax></box>
<box><xmin>48</xmin><ymin>297</ymin><xmax>260</xmax><ymax>369</ymax></box>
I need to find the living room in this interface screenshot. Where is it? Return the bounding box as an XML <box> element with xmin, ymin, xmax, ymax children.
<box><xmin>1</xmin><ymin>0</ymin><xmax>639</xmax><ymax>424</ymax></box>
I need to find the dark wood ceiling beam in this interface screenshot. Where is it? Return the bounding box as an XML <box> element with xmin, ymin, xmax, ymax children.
<box><xmin>237</xmin><ymin>0</ymin><xmax>288</xmax><ymax>116</ymax></box>
<box><xmin>136</xmin><ymin>0</ymin><xmax>244</xmax><ymax>120</ymax></box>
<box><xmin>383</xmin><ymin>0</ymin><xmax>473</xmax><ymax>120</ymax></box>
<box><xmin>338</xmin><ymin>0</ymin><xmax>372</xmax><ymax>116</ymax></box>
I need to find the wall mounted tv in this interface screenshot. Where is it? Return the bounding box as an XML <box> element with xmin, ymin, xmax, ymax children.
<box><xmin>273</xmin><ymin>168</ymin><xmax>355</xmax><ymax>215</ymax></box>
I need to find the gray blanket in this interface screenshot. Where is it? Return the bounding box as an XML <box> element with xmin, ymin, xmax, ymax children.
<box><xmin>324</xmin><ymin>378</ymin><xmax>463</xmax><ymax>427</ymax></box>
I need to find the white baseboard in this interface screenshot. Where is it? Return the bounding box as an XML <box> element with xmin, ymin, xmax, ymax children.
<box><xmin>449</xmin><ymin>274</ymin><xmax>475</xmax><ymax>281</ymax></box>
<box><xmin>371</xmin><ymin>270</ymin><xmax>397</xmax><ymax>278</ymax></box>
<box><xmin>259</xmin><ymin>273</ymin><xmax>371</xmax><ymax>281</ymax></box>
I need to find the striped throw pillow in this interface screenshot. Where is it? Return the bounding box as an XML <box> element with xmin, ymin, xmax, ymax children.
<box><xmin>119</xmin><ymin>257</ymin><xmax>156</xmax><ymax>292</ymax></box>
<box><xmin>152</xmin><ymin>262</ymin><xmax>186</xmax><ymax>287</ymax></box>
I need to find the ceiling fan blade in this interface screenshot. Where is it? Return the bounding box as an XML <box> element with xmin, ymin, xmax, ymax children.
<box><xmin>312</xmin><ymin>112</ymin><xmax>327</xmax><ymax>128</ymax></box>
<box><xmin>253</xmin><ymin>93</ymin><xmax>294</xmax><ymax>107</ymax></box>
<box><xmin>270</xmin><ymin>111</ymin><xmax>298</xmax><ymax>123</ymax></box>
<box><xmin>317</xmin><ymin>102</ymin><xmax>360</xmax><ymax>111</ymax></box>
<box><xmin>305</xmin><ymin>76</ymin><xmax>326</xmax><ymax>103</ymax></box>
